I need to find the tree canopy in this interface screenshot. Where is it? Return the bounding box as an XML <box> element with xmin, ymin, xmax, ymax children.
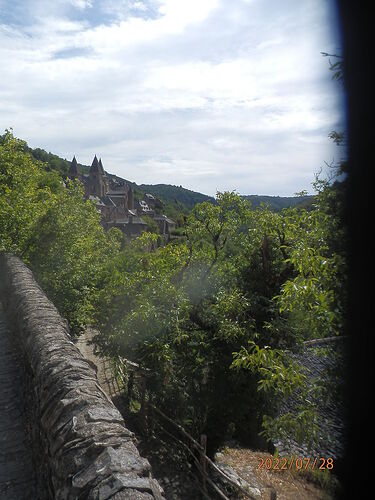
<box><xmin>0</xmin><ymin>131</ymin><xmax>121</xmax><ymax>333</ymax></box>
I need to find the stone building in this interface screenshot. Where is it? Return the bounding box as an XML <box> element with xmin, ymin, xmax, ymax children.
<box><xmin>86</xmin><ymin>155</ymin><xmax>109</xmax><ymax>198</ymax></box>
<box><xmin>68</xmin><ymin>155</ymin><xmax>175</xmax><ymax>238</ymax></box>
<box><xmin>68</xmin><ymin>155</ymin><xmax>143</xmax><ymax>236</ymax></box>
<box><xmin>153</xmin><ymin>214</ymin><xmax>176</xmax><ymax>235</ymax></box>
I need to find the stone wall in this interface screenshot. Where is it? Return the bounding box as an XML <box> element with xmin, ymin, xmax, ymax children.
<box><xmin>0</xmin><ymin>253</ymin><xmax>163</xmax><ymax>500</ymax></box>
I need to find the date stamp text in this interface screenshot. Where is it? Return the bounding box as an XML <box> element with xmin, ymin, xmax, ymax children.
<box><xmin>258</xmin><ymin>457</ymin><xmax>334</xmax><ymax>471</ymax></box>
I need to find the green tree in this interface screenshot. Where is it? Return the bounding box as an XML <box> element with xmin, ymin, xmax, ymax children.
<box><xmin>96</xmin><ymin>182</ymin><xmax>346</xmax><ymax>452</ymax></box>
<box><xmin>0</xmin><ymin>131</ymin><xmax>121</xmax><ymax>333</ymax></box>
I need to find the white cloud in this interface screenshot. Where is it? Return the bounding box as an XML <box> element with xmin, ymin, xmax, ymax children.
<box><xmin>0</xmin><ymin>0</ymin><xmax>344</xmax><ymax>196</ymax></box>
<box><xmin>69</xmin><ymin>0</ymin><xmax>93</xmax><ymax>10</ymax></box>
<box><xmin>158</xmin><ymin>0</ymin><xmax>219</xmax><ymax>27</ymax></box>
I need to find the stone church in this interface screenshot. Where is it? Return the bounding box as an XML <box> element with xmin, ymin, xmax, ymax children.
<box><xmin>68</xmin><ymin>155</ymin><xmax>176</xmax><ymax>237</ymax></box>
<box><xmin>67</xmin><ymin>155</ymin><xmax>147</xmax><ymax>235</ymax></box>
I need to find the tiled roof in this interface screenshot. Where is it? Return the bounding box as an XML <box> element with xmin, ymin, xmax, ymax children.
<box><xmin>274</xmin><ymin>337</ymin><xmax>348</xmax><ymax>460</ymax></box>
<box><xmin>88</xmin><ymin>195</ymin><xmax>105</xmax><ymax>206</ymax></box>
<box><xmin>107</xmin><ymin>191</ymin><xmax>127</xmax><ymax>196</ymax></box>
<box><xmin>154</xmin><ymin>215</ymin><xmax>175</xmax><ymax>224</ymax></box>
<box><xmin>102</xmin><ymin>196</ymin><xmax>117</xmax><ymax>207</ymax></box>
<box><xmin>109</xmin><ymin>217</ymin><xmax>147</xmax><ymax>225</ymax></box>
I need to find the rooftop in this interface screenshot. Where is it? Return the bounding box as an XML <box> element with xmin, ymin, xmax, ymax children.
<box><xmin>274</xmin><ymin>337</ymin><xmax>348</xmax><ymax>460</ymax></box>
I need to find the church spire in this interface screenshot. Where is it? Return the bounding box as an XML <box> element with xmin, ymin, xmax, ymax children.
<box><xmin>90</xmin><ymin>155</ymin><xmax>100</xmax><ymax>173</ymax></box>
<box><xmin>68</xmin><ymin>156</ymin><xmax>79</xmax><ymax>179</ymax></box>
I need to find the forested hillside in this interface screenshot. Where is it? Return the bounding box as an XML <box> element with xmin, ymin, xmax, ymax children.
<box><xmin>243</xmin><ymin>194</ymin><xmax>314</xmax><ymax>211</ymax></box>
<box><xmin>139</xmin><ymin>183</ymin><xmax>215</xmax><ymax>210</ymax></box>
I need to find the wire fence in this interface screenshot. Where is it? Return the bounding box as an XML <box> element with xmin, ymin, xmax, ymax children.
<box><xmin>112</xmin><ymin>356</ymin><xmax>257</xmax><ymax>500</ymax></box>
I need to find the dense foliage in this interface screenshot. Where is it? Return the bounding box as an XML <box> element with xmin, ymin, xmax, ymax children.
<box><xmin>94</xmin><ymin>180</ymin><xmax>347</xmax><ymax>450</ymax></box>
<box><xmin>0</xmin><ymin>131</ymin><xmax>121</xmax><ymax>333</ymax></box>
<box><xmin>0</xmin><ymin>129</ymin><xmax>347</xmax><ymax>454</ymax></box>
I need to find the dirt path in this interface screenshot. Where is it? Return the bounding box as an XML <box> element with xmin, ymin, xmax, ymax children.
<box><xmin>75</xmin><ymin>327</ymin><xmax>122</xmax><ymax>399</ymax></box>
<box><xmin>74</xmin><ymin>330</ymin><xmax>202</xmax><ymax>499</ymax></box>
<box><xmin>215</xmin><ymin>447</ymin><xmax>336</xmax><ymax>500</ymax></box>
<box><xmin>0</xmin><ymin>306</ymin><xmax>36</xmax><ymax>499</ymax></box>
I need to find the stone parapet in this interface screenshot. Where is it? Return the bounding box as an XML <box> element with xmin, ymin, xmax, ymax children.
<box><xmin>0</xmin><ymin>253</ymin><xmax>163</xmax><ymax>500</ymax></box>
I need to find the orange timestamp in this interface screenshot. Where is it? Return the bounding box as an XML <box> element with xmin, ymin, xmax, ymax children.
<box><xmin>258</xmin><ymin>456</ymin><xmax>334</xmax><ymax>471</ymax></box>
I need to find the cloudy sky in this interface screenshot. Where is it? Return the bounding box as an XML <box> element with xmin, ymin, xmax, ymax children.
<box><xmin>0</xmin><ymin>0</ymin><xmax>344</xmax><ymax>196</ymax></box>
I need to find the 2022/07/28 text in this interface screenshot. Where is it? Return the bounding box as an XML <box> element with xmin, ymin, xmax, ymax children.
<box><xmin>258</xmin><ymin>456</ymin><xmax>334</xmax><ymax>471</ymax></box>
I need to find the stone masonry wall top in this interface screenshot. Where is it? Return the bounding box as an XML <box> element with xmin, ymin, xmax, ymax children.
<box><xmin>0</xmin><ymin>253</ymin><xmax>163</xmax><ymax>500</ymax></box>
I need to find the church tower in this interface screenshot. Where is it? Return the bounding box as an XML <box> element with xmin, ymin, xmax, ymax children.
<box><xmin>88</xmin><ymin>155</ymin><xmax>106</xmax><ymax>197</ymax></box>
<box><xmin>68</xmin><ymin>156</ymin><xmax>81</xmax><ymax>181</ymax></box>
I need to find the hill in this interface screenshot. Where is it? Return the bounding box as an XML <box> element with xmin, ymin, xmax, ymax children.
<box><xmin>138</xmin><ymin>183</ymin><xmax>215</xmax><ymax>211</ymax></box>
<box><xmin>243</xmin><ymin>194</ymin><xmax>314</xmax><ymax>211</ymax></box>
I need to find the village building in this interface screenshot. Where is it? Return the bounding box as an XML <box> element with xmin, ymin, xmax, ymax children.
<box><xmin>144</xmin><ymin>193</ymin><xmax>163</xmax><ymax>210</ymax></box>
<box><xmin>153</xmin><ymin>214</ymin><xmax>176</xmax><ymax>235</ymax></box>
